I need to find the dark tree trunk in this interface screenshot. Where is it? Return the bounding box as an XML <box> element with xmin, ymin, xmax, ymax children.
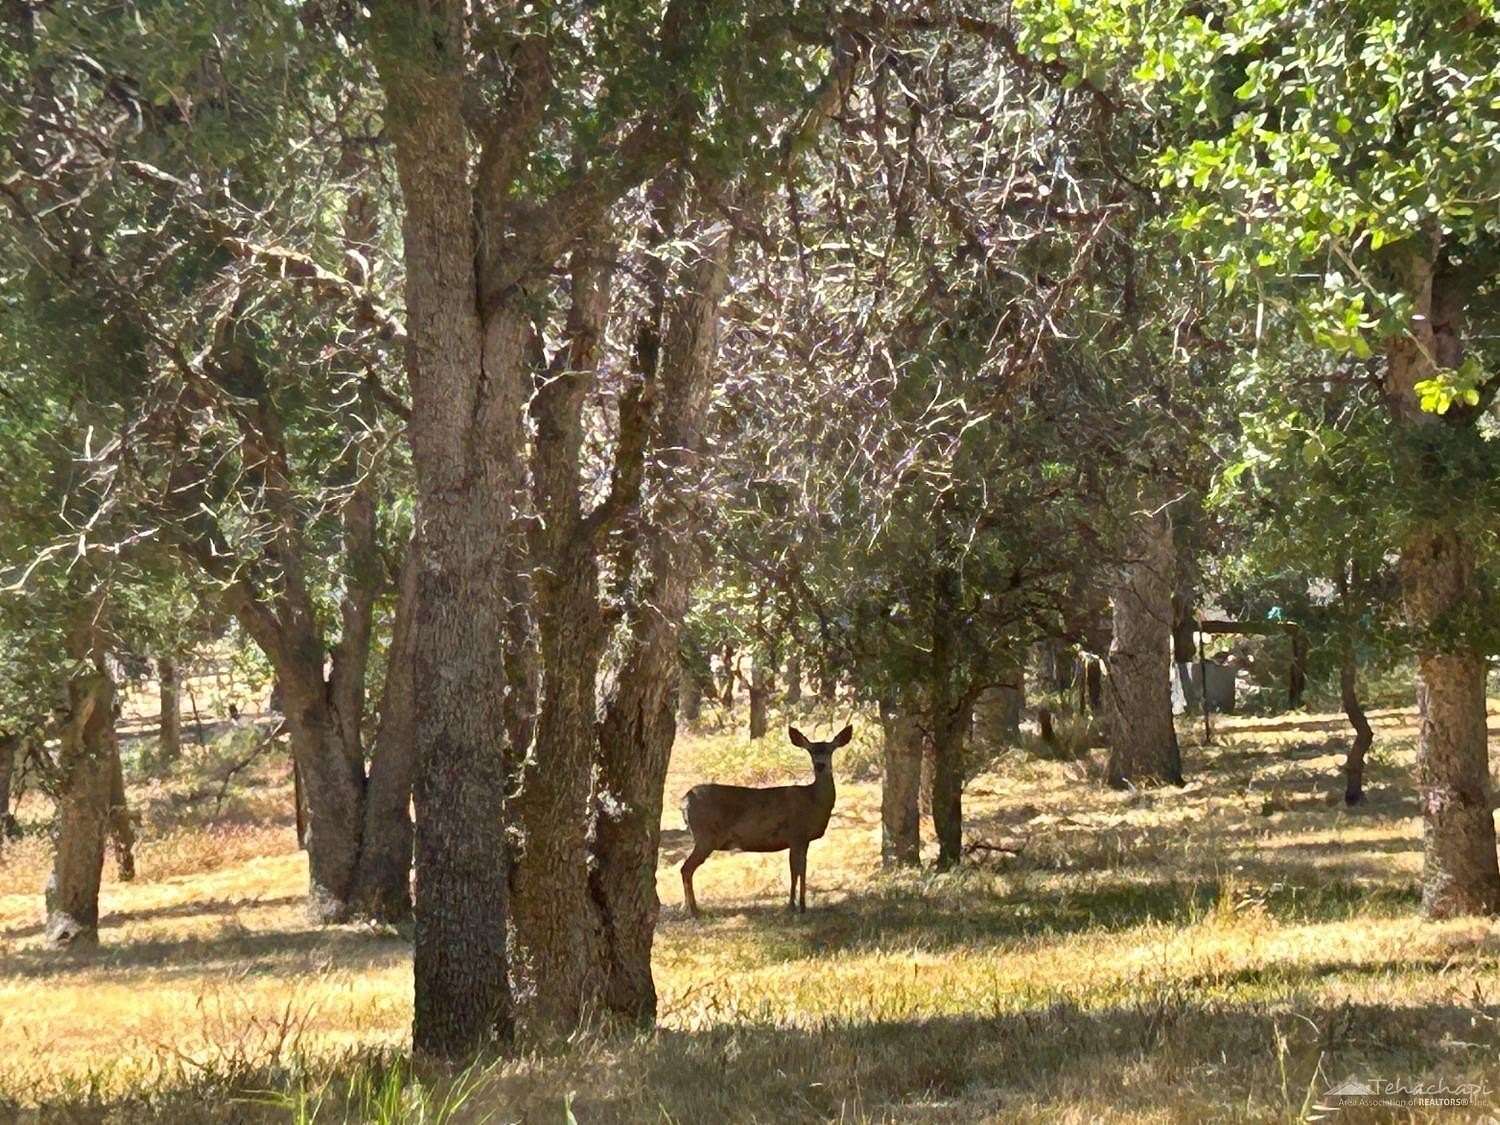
<box><xmin>106</xmin><ymin>731</ymin><xmax>135</xmax><ymax>882</ymax></box>
<box><xmin>1105</xmin><ymin>511</ymin><xmax>1182</xmax><ymax>788</ymax></box>
<box><xmin>878</xmin><ymin>697</ymin><xmax>922</xmax><ymax>867</ymax></box>
<box><xmin>1038</xmin><ymin>707</ymin><xmax>1056</xmax><ymax>748</ymax></box>
<box><xmin>1083</xmin><ymin>657</ymin><xmax>1103</xmax><ymax>714</ymax></box>
<box><xmin>350</xmin><ymin>548</ymin><xmax>419</xmax><ymax>922</ymax></box>
<box><xmin>1383</xmin><ymin>242</ymin><xmax>1500</xmax><ymax>918</ymax></box>
<box><xmin>509</xmin><ymin>245</ymin><xmax>612</xmax><ymax>1035</ymax></box>
<box><xmin>974</xmin><ymin>663</ymin><xmax>1024</xmax><ymax>749</ymax></box>
<box><xmin>0</xmin><ymin>733</ymin><xmax>17</xmax><ymax>843</ymax></box>
<box><xmin>679</xmin><ymin>674</ymin><xmax>703</xmax><ymax>723</ymax></box>
<box><xmin>1340</xmin><ymin>644</ymin><xmax>1373</xmax><ymax>806</ymax></box>
<box><xmin>44</xmin><ymin>656</ymin><xmax>114</xmax><ymax>947</ymax></box>
<box><xmin>719</xmin><ymin>646</ymin><xmax>736</xmax><ymax>709</ymax></box>
<box><xmin>784</xmin><ymin>651</ymin><xmax>802</xmax><ymax>706</ymax></box>
<box><xmin>930</xmin><ymin>700</ymin><xmax>970</xmax><ymax>871</ymax></box>
<box><xmin>157</xmin><ymin>656</ymin><xmax>181</xmax><ymax>761</ymax></box>
<box><xmin>1288</xmin><ymin>628</ymin><xmax>1309</xmax><ymax>710</ymax></box>
<box><xmin>747</xmin><ymin>660</ymin><xmax>771</xmax><ymax>740</ymax></box>
<box><xmin>293</xmin><ymin>759</ymin><xmax>307</xmax><ymax>849</ymax></box>
<box><xmin>589</xmin><ymin>210</ymin><xmax>733</xmax><ymax>1025</ymax></box>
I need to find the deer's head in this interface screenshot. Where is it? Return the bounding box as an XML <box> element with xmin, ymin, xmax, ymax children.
<box><xmin>789</xmin><ymin>723</ymin><xmax>853</xmax><ymax>777</ymax></box>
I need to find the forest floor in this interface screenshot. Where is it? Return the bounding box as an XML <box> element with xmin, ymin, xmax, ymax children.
<box><xmin>2</xmin><ymin>705</ymin><xmax>1500</xmax><ymax>1122</ymax></box>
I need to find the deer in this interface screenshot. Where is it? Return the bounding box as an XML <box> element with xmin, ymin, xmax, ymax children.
<box><xmin>680</xmin><ymin>723</ymin><xmax>852</xmax><ymax>917</ymax></box>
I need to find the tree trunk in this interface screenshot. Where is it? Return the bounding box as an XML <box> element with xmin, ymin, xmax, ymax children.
<box><xmin>350</xmin><ymin>547</ymin><xmax>419</xmax><ymax>922</ymax></box>
<box><xmin>930</xmin><ymin>699</ymin><xmax>970</xmax><ymax>870</ymax></box>
<box><xmin>1340</xmin><ymin>644</ymin><xmax>1373</xmax><ymax>806</ymax></box>
<box><xmin>1288</xmin><ymin>628</ymin><xmax>1309</xmax><ymax>710</ymax></box>
<box><xmin>1383</xmin><ymin>242</ymin><xmax>1500</xmax><ymax>918</ymax></box>
<box><xmin>719</xmin><ymin>645</ymin><xmax>736</xmax><ymax>709</ymax></box>
<box><xmin>747</xmin><ymin>660</ymin><xmax>771</xmax><ymax>740</ymax></box>
<box><xmin>44</xmin><ymin>659</ymin><xmax>114</xmax><ymax>947</ymax></box>
<box><xmin>974</xmin><ymin>663</ymin><xmax>1024</xmax><ymax>749</ymax></box>
<box><xmin>0</xmin><ymin>733</ymin><xmax>17</xmax><ymax>842</ymax></box>
<box><xmin>589</xmin><ymin>209</ymin><xmax>733</xmax><ymax>1025</ymax></box>
<box><xmin>509</xmin><ymin>245</ymin><xmax>612</xmax><ymax>1036</ymax></box>
<box><xmin>1083</xmin><ymin>656</ymin><xmax>1103</xmax><ymax>714</ymax></box>
<box><xmin>784</xmin><ymin>651</ymin><xmax>802</xmax><ymax>706</ymax></box>
<box><xmin>680</xmin><ymin>674</ymin><xmax>703</xmax><ymax>724</ymax></box>
<box><xmin>157</xmin><ymin>656</ymin><xmax>181</xmax><ymax>761</ymax></box>
<box><xmin>106</xmin><ymin>731</ymin><xmax>135</xmax><ymax>882</ymax></box>
<box><xmin>878</xmin><ymin>697</ymin><xmax>922</xmax><ymax>867</ymax></box>
<box><xmin>375</xmin><ymin>2</ymin><xmax>525</xmax><ymax>1054</ymax></box>
<box><xmin>1105</xmin><ymin>510</ymin><xmax>1182</xmax><ymax>788</ymax></box>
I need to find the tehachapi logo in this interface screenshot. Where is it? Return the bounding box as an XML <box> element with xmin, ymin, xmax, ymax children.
<box><xmin>1319</xmin><ymin>1076</ymin><xmax>1489</xmax><ymax>1110</ymax></box>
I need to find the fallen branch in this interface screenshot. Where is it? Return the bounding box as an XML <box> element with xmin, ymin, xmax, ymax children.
<box><xmin>964</xmin><ymin>835</ymin><xmax>1031</xmax><ymax>858</ymax></box>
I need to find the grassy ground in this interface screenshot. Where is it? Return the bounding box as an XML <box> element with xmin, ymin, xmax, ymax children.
<box><xmin>2</xmin><ymin>706</ymin><xmax>1499</xmax><ymax>1122</ymax></box>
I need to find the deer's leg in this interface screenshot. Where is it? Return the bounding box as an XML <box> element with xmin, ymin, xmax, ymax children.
<box><xmin>789</xmin><ymin>844</ymin><xmax>808</xmax><ymax>913</ymax></box>
<box><xmin>681</xmin><ymin>842</ymin><xmax>711</xmax><ymax>918</ymax></box>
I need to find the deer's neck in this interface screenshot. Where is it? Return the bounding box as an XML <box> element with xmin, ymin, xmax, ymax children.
<box><xmin>811</xmin><ymin>770</ymin><xmax>835</xmax><ymax>815</ymax></box>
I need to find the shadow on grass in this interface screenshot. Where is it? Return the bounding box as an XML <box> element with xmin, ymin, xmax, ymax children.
<box><xmin>669</xmin><ymin>866</ymin><xmax>1421</xmax><ymax>964</ymax></box>
<box><xmin>0</xmin><ymin>924</ymin><xmax>408</xmax><ymax>983</ymax></box>
<box><xmin>569</xmin><ymin>995</ymin><xmax>1500</xmax><ymax>1123</ymax></box>
<box><xmin>0</xmin><ymin>893</ymin><xmax>308</xmax><ymax>942</ymax></box>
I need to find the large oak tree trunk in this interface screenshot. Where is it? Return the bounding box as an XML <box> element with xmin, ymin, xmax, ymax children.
<box><xmin>878</xmin><ymin>697</ymin><xmax>922</xmax><ymax>867</ymax></box>
<box><xmin>1384</xmin><ymin>243</ymin><xmax>1500</xmax><ymax>918</ymax></box>
<box><xmin>44</xmin><ymin>660</ymin><xmax>115</xmax><ymax>947</ymax></box>
<box><xmin>509</xmin><ymin>247</ymin><xmax>612</xmax><ymax>1036</ymax></box>
<box><xmin>376</xmin><ymin>8</ymin><xmax>519</xmax><ymax>1053</ymax></box>
<box><xmin>1104</xmin><ymin>511</ymin><xmax>1182</xmax><ymax>788</ymax></box>
<box><xmin>589</xmin><ymin>213</ymin><xmax>732</xmax><ymax>1025</ymax></box>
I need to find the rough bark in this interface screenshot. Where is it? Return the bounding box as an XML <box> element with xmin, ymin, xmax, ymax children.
<box><xmin>930</xmin><ymin>699</ymin><xmax>970</xmax><ymax>870</ymax></box>
<box><xmin>589</xmin><ymin>209</ymin><xmax>733</xmax><ymax>1025</ymax></box>
<box><xmin>157</xmin><ymin>656</ymin><xmax>181</xmax><ymax>761</ymax></box>
<box><xmin>1104</xmin><ymin>510</ymin><xmax>1182</xmax><ymax>788</ymax></box>
<box><xmin>350</xmin><ymin>547</ymin><xmax>419</xmax><ymax>922</ymax></box>
<box><xmin>509</xmin><ymin>245</ymin><xmax>613</xmax><ymax>1035</ymax></box>
<box><xmin>44</xmin><ymin>658</ymin><xmax>114</xmax><ymax>947</ymax></box>
<box><xmin>375</xmin><ymin>4</ymin><xmax>518</xmax><ymax>1053</ymax></box>
<box><xmin>106</xmin><ymin>731</ymin><xmax>135</xmax><ymax>882</ymax></box>
<box><xmin>679</xmin><ymin>674</ymin><xmax>703</xmax><ymax>723</ymax></box>
<box><xmin>878</xmin><ymin>697</ymin><xmax>922</xmax><ymax>867</ymax></box>
<box><xmin>1383</xmin><ymin>241</ymin><xmax>1500</xmax><ymax>917</ymax></box>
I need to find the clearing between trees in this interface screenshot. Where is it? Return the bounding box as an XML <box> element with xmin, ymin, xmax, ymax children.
<box><xmin>2</xmin><ymin>708</ymin><xmax>1497</xmax><ymax>1121</ymax></box>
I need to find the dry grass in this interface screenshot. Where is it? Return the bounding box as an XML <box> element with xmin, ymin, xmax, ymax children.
<box><xmin>2</xmin><ymin>705</ymin><xmax>1500</xmax><ymax>1121</ymax></box>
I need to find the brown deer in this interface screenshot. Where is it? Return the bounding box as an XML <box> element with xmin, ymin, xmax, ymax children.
<box><xmin>680</xmin><ymin>723</ymin><xmax>852</xmax><ymax>916</ymax></box>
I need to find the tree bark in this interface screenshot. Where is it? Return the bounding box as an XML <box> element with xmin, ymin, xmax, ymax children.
<box><xmin>1340</xmin><ymin>644</ymin><xmax>1373</xmax><ymax>806</ymax></box>
<box><xmin>1383</xmin><ymin>241</ymin><xmax>1500</xmax><ymax>917</ymax></box>
<box><xmin>509</xmin><ymin>245</ymin><xmax>613</xmax><ymax>1035</ymax></box>
<box><xmin>375</xmin><ymin>5</ymin><xmax>519</xmax><ymax>1053</ymax></box>
<box><xmin>747</xmin><ymin>659</ymin><xmax>771</xmax><ymax>740</ymax></box>
<box><xmin>106</xmin><ymin>731</ymin><xmax>135</xmax><ymax>882</ymax></box>
<box><xmin>589</xmin><ymin>208</ymin><xmax>733</xmax><ymax>1025</ymax></box>
<box><xmin>1104</xmin><ymin>510</ymin><xmax>1182</xmax><ymax>788</ymax></box>
<box><xmin>350</xmin><ymin>547</ymin><xmax>419</xmax><ymax>922</ymax></box>
<box><xmin>44</xmin><ymin>652</ymin><xmax>115</xmax><ymax>947</ymax></box>
<box><xmin>680</xmin><ymin>674</ymin><xmax>703</xmax><ymax>723</ymax></box>
<box><xmin>784</xmin><ymin>651</ymin><xmax>802</xmax><ymax>706</ymax></box>
<box><xmin>0</xmin><ymin>733</ymin><xmax>17</xmax><ymax>842</ymax></box>
<box><xmin>878</xmin><ymin>696</ymin><xmax>922</xmax><ymax>867</ymax></box>
<box><xmin>157</xmin><ymin>656</ymin><xmax>181</xmax><ymax>761</ymax></box>
<box><xmin>930</xmin><ymin>699</ymin><xmax>970</xmax><ymax>870</ymax></box>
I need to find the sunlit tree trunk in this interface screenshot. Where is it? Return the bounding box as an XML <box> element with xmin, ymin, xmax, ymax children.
<box><xmin>1104</xmin><ymin>509</ymin><xmax>1181</xmax><ymax>788</ymax></box>
<box><xmin>106</xmin><ymin>731</ymin><xmax>135</xmax><ymax>882</ymax></box>
<box><xmin>878</xmin><ymin>696</ymin><xmax>922</xmax><ymax>867</ymax></box>
<box><xmin>1383</xmin><ymin>242</ymin><xmax>1500</xmax><ymax>917</ymax></box>
<box><xmin>747</xmin><ymin>659</ymin><xmax>771</xmax><ymax>740</ymax></box>
<box><xmin>157</xmin><ymin>656</ymin><xmax>181</xmax><ymax>761</ymax></box>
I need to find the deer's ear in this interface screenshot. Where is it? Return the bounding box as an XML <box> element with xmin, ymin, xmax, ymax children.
<box><xmin>831</xmin><ymin>723</ymin><xmax>854</xmax><ymax>748</ymax></box>
<box><xmin>788</xmin><ymin>726</ymin><xmax>811</xmax><ymax>749</ymax></box>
